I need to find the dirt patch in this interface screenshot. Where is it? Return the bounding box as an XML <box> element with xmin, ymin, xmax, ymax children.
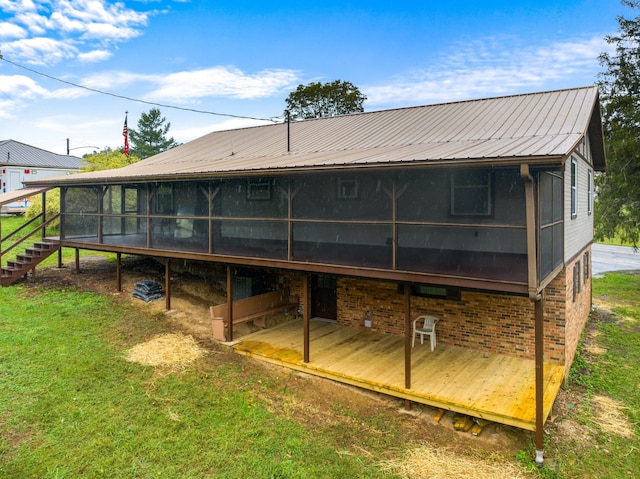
<box><xmin>124</xmin><ymin>333</ymin><xmax>207</xmax><ymax>370</ymax></box>
<box><xmin>591</xmin><ymin>395</ymin><xmax>635</xmax><ymax>439</ymax></box>
<box><xmin>380</xmin><ymin>443</ymin><xmax>529</xmax><ymax>479</ymax></box>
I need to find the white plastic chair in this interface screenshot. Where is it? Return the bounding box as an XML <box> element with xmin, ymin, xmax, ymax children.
<box><xmin>412</xmin><ymin>315</ymin><xmax>440</xmax><ymax>351</ymax></box>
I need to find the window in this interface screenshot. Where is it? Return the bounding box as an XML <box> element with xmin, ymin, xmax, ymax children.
<box><xmin>450</xmin><ymin>170</ymin><xmax>493</xmax><ymax>216</ymax></box>
<box><xmin>587</xmin><ymin>170</ymin><xmax>593</xmax><ymax>215</ymax></box>
<box><xmin>400</xmin><ymin>284</ymin><xmax>461</xmax><ymax>301</ymax></box>
<box><xmin>247</xmin><ymin>178</ymin><xmax>271</xmax><ymax>200</ymax></box>
<box><xmin>337</xmin><ymin>178</ymin><xmax>358</xmax><ymax>199</ymax></box>
<box><xmin>571</xmin><ymin>158</ymin><xmax>578</xmax><ymax>218</ymax></box>
<box><xmin>573</xmin><ymin>261</ymin><xmax>581</xmax><ymax>301</ymax></box>
<box><xmin>583</xmin><ymin>252</ymin><xmax>590</xmax><ymax>282</ymax></box>
<box><xmin>155</xmin><ymin>184</ymin><xmax>173</xmax><ymax>214</ymax></box>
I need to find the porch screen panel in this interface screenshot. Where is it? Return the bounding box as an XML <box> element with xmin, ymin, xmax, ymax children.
<box><xmin>150</xmin><ymin>218</ymin><xmax>209</xmax><ymax>253</ymax></box>
<box><xmin>64</xmin><ymin>187</ymin><xmax>98</xmax><ymax>213</ymax></box>
<box><xmin>174</xmin><ymin>182</ymin><xmax>208</xmax><ymax>217</ymax></box>
<box><xmin>538</xmin><ymin>171</ymin><xmax>564</xmax><ymax>281</ymax></box>
<box><xmin>62</xmin><ymin>214</ymin><xmax>99</xmax><ymax>240</ymax></box>
<box><xmin>292</xmin><ymin>222</ymin><xmax>392</xmax><ymax>268</ymax></box>
<box><xmin>292</xmin><ymin>173</ymin><xmax>392</xmax><ymax>221</ymax></box>
<box><xmin>213</xmin><ymin>220</ymin><xmax>288</xmax><ymax>259</ymax></box>
<box><xmin>397</xmin><ymin>224</ymin><xmax>527</xmax><ymax>282</ymax></box>
<box><xmin>61</xmin><ymin>187</ymin><xmax>99</xmax><ymax>240</ymax></box>
<box><xmin>215</xmin><ymin>178</ymin><xmax>288</xmax><ymax>218</ymax></box>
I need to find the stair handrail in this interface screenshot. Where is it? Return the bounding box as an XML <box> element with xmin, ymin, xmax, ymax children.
<box><xmin>0</xmin><ymin>213</ymin><xmax>60</xmax><ymax>259</ymax></box>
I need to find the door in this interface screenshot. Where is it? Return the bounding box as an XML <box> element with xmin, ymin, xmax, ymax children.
<box><xmin>311</xmin><ymin>274</ymin><xmax>337</xmax><ymax>321</ymax></box>
<box><xmin>9</xmin><ymin>170</ymin><xmax>22</xmax><ymax>191</ymax></box>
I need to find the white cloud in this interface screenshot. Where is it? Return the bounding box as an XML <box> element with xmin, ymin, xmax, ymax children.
<box><xmin>77</xmin><ymin>49</ymin><xmax>112</xmax><ymax>63</ymax></box>
<box><xmin>0</xmin><ymin>21</ymin><xmax>27</xmax><ymax>39</ymax></box>
<box><xmin>0</xmin><ymin>0</ymin><xmax>151</xmax><ymax>65</ymax></box>
<box><xmin>0</xmin><ymin>73</ymin><xmax>48</xmax><ymax>117</ymax></box>
<box><xmin>365</xmin><ymin>35</ymin><xmax>610</xmax><ymax>107</ymax></box>
<box><xmin>2</xmin><ymin>37</ymin><xmax>77</xmax><ymax>66</ymax></box>
<box><xmin>146</xmin><ymin>66</ymin><xmax>300</xmax><ymax>101</ymax></box>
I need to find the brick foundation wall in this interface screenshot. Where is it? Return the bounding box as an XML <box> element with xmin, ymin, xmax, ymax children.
<box><xmin>562</xmin><ymin>245</ymin><xmax>592</xmax><ymax>371</ymax></box>
<box><xmin>276</xmin><ymin>262</ymin><xmax>588</xmax><ymax>365</ymax></box>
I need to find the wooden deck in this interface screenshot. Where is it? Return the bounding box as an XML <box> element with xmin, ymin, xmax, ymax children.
<box><xmin>233</xmin><ymin>319</ymin><xmax>565</xmax><ymax>431</ymax></box>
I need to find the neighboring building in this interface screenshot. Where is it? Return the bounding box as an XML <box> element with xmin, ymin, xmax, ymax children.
<box><xmin>23</xmin><ymin>87</ymin><xmax>605</xmax><ymax>455</ymax></box>
<box><xmin>0</xmin><ymin>140</ymin><xmax>82</xmax><ymax>214</ymax></box>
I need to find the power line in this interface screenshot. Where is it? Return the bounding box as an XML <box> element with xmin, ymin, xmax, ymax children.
<box><xmin>0</xmin><ymin>53</ymin><xmax>281</xmax><ymax>123</ymax></box>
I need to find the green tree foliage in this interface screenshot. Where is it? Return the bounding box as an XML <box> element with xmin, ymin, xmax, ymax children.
<box><xmin>128</xmin><ymin>108</ymin><xmax>179</xmax><ymax>159</ymax></box>
<box><xmin>81</xmin><ymin>148</ymin><xmax>139</xmax><ymax>172</ymax></box>
<box><xmin>284</xmin><ymin>80</ymin><xmax>366</xmax><ymax>120</ymax></box>
<box><xmin>25</xmin><ymin>189</ymin><xmax>60</xmax><ymax>229</ymax></box>
<box><xmin>597</xmin><ymin>0</ymin><xmax>640</xmax><ymax>247</ymax></box>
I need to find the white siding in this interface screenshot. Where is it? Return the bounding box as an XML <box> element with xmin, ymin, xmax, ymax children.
<box><xmin>564</xmin><ymin>154</ymin><xmax>594</xmax><ymax>260</ymax></box>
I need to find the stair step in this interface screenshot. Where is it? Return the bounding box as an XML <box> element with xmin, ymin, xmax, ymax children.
<box><xmin>1</xmin><ymin>238</ymin><xmax>59</xmax><ymax>287</ymax></box>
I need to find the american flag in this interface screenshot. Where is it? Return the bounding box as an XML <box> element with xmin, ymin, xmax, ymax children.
<box><xmin>123</xmin><ymin>114</ymin><xmax>129</xmax><ymax>155</ymax></box>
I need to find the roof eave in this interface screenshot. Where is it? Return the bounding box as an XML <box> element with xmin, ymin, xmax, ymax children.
<box><xmin>25</xmin><ymin>155</ymin><xmax>566</xmax><ymax>187</ymax></box>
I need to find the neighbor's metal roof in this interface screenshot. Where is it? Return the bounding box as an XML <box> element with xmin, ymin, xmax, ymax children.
<box><xmin>0</xmin><ymin>140</ymin><xmax>83</xmax><ymax>169</ymax></box>
<box><xmin>27</xmin><ymin>86</ymin><xmax>605</xmax><ymax>186</ymax></box>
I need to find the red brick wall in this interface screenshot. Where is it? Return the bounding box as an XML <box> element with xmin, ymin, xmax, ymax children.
<box><xmin>562</xmin><ymin>245</ymin><xmax>592</xmax><ymax>371</ymax></box>
<box><xmin>276</xmin><ymin>258</ymin><xmax>591</xmax><ymax>367</ymax></box>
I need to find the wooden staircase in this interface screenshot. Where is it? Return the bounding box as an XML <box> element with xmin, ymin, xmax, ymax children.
<box><xmin>1</xmin><ymin>239</ymin><xmax>60</xmax><ymax>286</ymax></box>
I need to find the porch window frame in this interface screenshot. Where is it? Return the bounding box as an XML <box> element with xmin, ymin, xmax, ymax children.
<box><xmin>337</xmin><ymin>177</ymin><xmax>359</xmax><ymax>199</ymax></box>
<box><xmin>571</xmin><ymin>158</ymin><xmax>578</xmax><ymax>219</ymax></box>
<box><xmin>449</xmin><ymin>170</ymin><xmax>494</xmax><ymax>217</ymax></box>
<box><xmin>247</xmin><ymin>178</ymin><xmax>272</xmax><ymax>201</ymax></box>
<box><xmin>587</xmin><ymin>169</ymin><xmax>593</xmax><ymax>215</ymax></box>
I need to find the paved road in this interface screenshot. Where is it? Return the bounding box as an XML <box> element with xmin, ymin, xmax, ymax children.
<box><xmin>592</xmin><ymin>243</ymin><xmax>640</xmax><ymax>277</ymax></box>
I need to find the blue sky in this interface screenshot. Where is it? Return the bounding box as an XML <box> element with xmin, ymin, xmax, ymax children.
<box><xmin>0</xmin><ymin>0</ymin><xmax>629</xmax><ymax>156</ymax></box>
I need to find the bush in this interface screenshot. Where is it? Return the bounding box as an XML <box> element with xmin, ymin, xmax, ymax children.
<box><xmin>25</xmin><ymin>189</ymin><xmax>60</xmax><ymax>230</ymax></box>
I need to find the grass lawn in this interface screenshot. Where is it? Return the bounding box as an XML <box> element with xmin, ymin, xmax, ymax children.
<box><xmin>1</xmin><ymin>214</ymin><xmax>114</xmax><ymax>270</ymax></box>
<box><xmin>530</xmin><ymin>272</ymin><xmax>640</xmax><ymax>478</ymax></box>
<box><xmin>0</xmin><ymin>285</ymin><xmax>398</xmax><ymax>478</ymax></box>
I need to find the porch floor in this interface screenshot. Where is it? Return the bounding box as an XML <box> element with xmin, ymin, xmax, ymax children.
<box><xmin>233</xmin><ymin>319</ymin><xmax>565</xmax><ymax>431</ymax></box>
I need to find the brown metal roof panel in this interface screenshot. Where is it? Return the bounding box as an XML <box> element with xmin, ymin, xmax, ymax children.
<box><xmin>0</xmin><ymin>186</ymin><xmax>52</xmax><ymax>206</ymax></box>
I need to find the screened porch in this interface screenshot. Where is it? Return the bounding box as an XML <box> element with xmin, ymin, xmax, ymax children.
<box><xmin>58</xmin><ymin>165</ymin><xmax>562</xmax><ymax>287</ymax></box>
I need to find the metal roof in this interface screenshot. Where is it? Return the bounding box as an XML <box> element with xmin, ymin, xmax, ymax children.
<box><xmin>27</xmin><ymin>86</ymin><xmax>605</xmax><ymax>186</ymax></box>
<box><xmin>0</xmin><ymin>140</ymin><xmax>83</xmax><ymax>169</ymax></box>
<box><xmin>0</xmin><ymin>186</ymin><xmax>51</xmax><ymax>206</ymax></box>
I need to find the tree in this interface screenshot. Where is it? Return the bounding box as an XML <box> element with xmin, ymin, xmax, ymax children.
<box><xmin>81</xmin><ymin>148</ymin><xmax>139</xmax><ymax>172</ymax></box>
<box><xmin>596</xmin><ymin>0</ymin><xmax>640</xmax><ymax>247</ymax></box>
<box><xmin>128</xmin><ymin>108</ymin><xmax>179</xmax><ymax>159</ymax></box>
<box><xmin>284</xmin><ymin>80</ymin><xmax>366</xmax><ymax>120</ymax></box>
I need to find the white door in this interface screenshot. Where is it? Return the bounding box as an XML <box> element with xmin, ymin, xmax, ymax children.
<box><xmin>9</xmin><ymin>170</ymin><xmax>22</xmax><ymax>191</ymax></box>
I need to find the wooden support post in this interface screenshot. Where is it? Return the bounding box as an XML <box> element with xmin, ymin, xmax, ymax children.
<box><xmin>57</xmin><ymin>247</ymin><xmax>63</xmax><ymax>268</ymax></box>
<box><xmin>227</xmin><ymin>265</ymin><xmax>234</xmax><ymax>341</ymax></box>
<box><xmin>75</xmin><ymin>248</ymin><xmax>80</xmax><ymax>274</ymax></box>
<box><xmin>535</xmin><ymin>293</ymin><xmax>545</xmax><ymax>465</ymax></box>
<box><xmin>404</xmin><ymin>283</ymin><xmax>411</xmax><ymax>390</ymax></box>
<box><xmin>41</xmin><ymin>191</ymin><xmax>47</xmax><ymax>239</ymax></box>
<box><xmin>165</xmin><ymin>259</ymin><xmax>171</xmax><ymax>311</ymax></box>
<box><xmin>116</xmin><ymin>252</ymin><xmax>122</xmax><ymax>292</ymax></box>
<box><xmin>303</xmin><ymin>273</ymin><xmax>310</xmax><ymax>363</ymax></box>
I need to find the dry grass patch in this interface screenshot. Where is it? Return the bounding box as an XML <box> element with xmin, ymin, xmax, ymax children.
<box><xmin>124</xmin><ymin>333</ymin><xmax>206</xmax><ymax>369</ymax></box>
<box><xmin>380</xmin><ymin>443</ymin><xmax>532</xmax><ymax>479</ymax></box>
<box><xmin>591</xmin><ymin>395</ymin><xmax>635</xmax><ymax>439</ymax></box>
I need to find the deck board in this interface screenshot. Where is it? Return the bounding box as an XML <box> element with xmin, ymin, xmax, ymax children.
<box><xmin>233</xmin><ymin>319</ymin><xmax>565</xmax><ymax>431</ymax></box>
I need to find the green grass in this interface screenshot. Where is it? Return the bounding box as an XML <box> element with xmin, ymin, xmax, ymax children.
<box><xmin>0</xmin><ymin>285</ymin><xmax>397</xmax><ymax>478</ymax></box>
<box><xmin>1</xmin><ymin>214</ymin><xmax>114</xmax><ymax>269</ymax></box>
<box><xmin>529</xmin><ymin>272</ymin><xmax>640</xmax><ymax>478</ymax></box>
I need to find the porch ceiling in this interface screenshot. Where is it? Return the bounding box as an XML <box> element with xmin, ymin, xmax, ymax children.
<box><xmin>233</xmin><ymin>319</ymin><xmax>565</xmax><ymax>431</ymax></box>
